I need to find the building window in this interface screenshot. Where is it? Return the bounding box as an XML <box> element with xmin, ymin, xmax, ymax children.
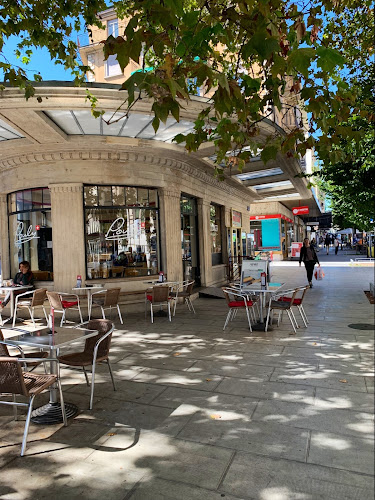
<box><xmin>87</xmin><ymin>53</ymin><xmax>95</xmax><ymax>82</ymax></box>
<box><xmin>250</xmin><ymin>221</ymin><xmax>262</xmax><ymax>251</ymax></box>
<box><xmin>105</xmin><ymin>54</ymin><xmax>122</xmax><ymax>78</ymax></box>
<box><xmin>8</xmin><ymin>188</ymin><xmax>53</xmax><ymax>280</ymax></box>
<box><xmin>210</xmin><ymin>203</ymin><xmax>222</xmax><ymax>266</ymax></box>
<box><xmin>84</xmin><ymin>185</ymin><xmax>159</xmax><ymax>279</ymax></box>
<box><xmin>107</xmin><ymin>19</ymin><xmax>119</xmax><ymax>38</ymax></box>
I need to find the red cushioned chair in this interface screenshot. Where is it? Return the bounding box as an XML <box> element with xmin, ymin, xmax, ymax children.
<box><xmin>47</xmin><ymin>291</ymin><xmax>83</xmax><ymax>326</ymax></box>
<box><xmin>145</xmin><ymin>285</ymin><xmax>172</xmax><ymax>323</ymax></box>
<box><xmin>222</xmin><ymin>288</ymin><xmax>255</xmax><ymax>332</ymax></box>
<box><xmin>277</xmin><ymin>285</ymin><xmax>309</xmax><ymax>328</ymax></box>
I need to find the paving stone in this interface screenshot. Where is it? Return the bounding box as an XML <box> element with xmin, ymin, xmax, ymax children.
<box><xmin>308</xmin><ymin>431</ymin><xmax>375</xmax><ymax>475</ymax></box>
<box><xmin>215</xmin><ymin>377</ymin><xmax>315</xmax><ymax>404</ymax></box>
<box><xmin>221</xmin><ymin>451</ymin><xmax>374</xmax><ymax>499</ymax></box>
<box><xmin>186</xmin><ymin>360</ymin><xmax>274</xmax><ymax>380</ymax></box>
<box><xmin>132</xmin><ymin>367</ymin><xmax>223</xmax><ymax>391</ymax></box>
<box><xmin>314</xmin><ymin>386</ymin><xmax>375</xmax><ymax>413</ymax></box>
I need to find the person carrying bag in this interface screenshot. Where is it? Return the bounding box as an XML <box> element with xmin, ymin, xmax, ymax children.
<box><xmin>299</xmin><ymin>238</ymin><xmax>320</xmax><ymax>288</ymax></box>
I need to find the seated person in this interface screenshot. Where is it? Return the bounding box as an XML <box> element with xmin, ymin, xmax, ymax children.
<box><xmin>0</xmin><ymin>261</ymin><xmax>34</xmax><ymax>310</ymax></box>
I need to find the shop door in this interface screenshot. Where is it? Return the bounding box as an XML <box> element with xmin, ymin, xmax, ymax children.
<box><xmin>181</xmin><ymin>195</ymin><xmax>200</xmax><ymax>285</ymax></box>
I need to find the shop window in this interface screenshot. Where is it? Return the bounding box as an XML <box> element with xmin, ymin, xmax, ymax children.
<box><xmin>84</xmin><ymin>185</ymin><xmax>159</xmax><ymax>280</ymax></box>
<box><xmin>8</xmin><ymin>188</ymin><xmax>53</xmax><ymax>280</ymax></box>
<box><xmin>250</xmin><ymin>221</ymin><xmax>262</xmax><ymax>251</ymax></box>
<box><xmin>210</xmin><ymin>203</ymin><xmax>223</xmax><ymax>266</ymax></box>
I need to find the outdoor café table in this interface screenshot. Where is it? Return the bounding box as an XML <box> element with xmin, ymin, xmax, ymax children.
<box><xmin>241</xmin><ymin>282</ymin><xmax>285</xmax><ymax>331</ymax></box>
<box><xmin>72</xmin><ymin>285</ymin><xmax>104</xmax><ymax>319</ymax></box>
<box><xmin>3</xmin><ymin>325</ymin><xmax>98</xmax><ymax>423</ymax></box>
<box><xmin>0</xmin><ymin>285</ymin><xmax>33</xmax><ymax>324</ymax></box>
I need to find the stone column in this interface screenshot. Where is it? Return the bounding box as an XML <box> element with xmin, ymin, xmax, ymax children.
<box><xmin>197</xmin><ymin>198</ymin><xmax>212</xmax><ymax>287</ymax></box>
<box><xmin>0</xmin><ymin>193</ymin><xmax>10</xmax><ymax>279</ymax></box>
<box><xmin>159</xmin><ymin>188</ymin><xmax>182</xmax><ymax>283</ymax></box>
<box><xmin>49</xmin><ymin>183</ymin><xmax>86</xmax><ymax>292</ymax></box>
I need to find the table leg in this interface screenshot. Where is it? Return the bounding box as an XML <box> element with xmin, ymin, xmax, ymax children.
<box><xmin>30</xmin><ymin>345</ymin><xmax>78</xmax><ymax>424</ymax></box>
<box><xmin>251</xmin><ymin>292</ymin><xmax>273</xmax><ymax>332</ymax></box>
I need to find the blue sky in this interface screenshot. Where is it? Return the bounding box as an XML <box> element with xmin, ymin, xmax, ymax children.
<box><xmin>1</xmin><ymin>35</ymin><xmax>84</xmax><ymax>82</ymax></box>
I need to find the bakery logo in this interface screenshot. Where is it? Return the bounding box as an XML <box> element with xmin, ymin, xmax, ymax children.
<box><xmin>15</xmin><ymin>221</ymin><xmax>40</xmax><ymax>245</ymax></box>
<box><xmin>105</xmin><ymin>217</ymin><xmax>129</xmax><ymax>241</ymax></box>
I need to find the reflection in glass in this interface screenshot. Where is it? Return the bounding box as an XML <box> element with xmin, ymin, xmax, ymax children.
<box><xmin>125</xmin><ymin>187</ymin><xmax>137</xmax><ymax>206</ymax></box>
<box><xmin>98</xmin><ymin>186</ymin><xmax>112</xmax><ymax>206</ymax></box>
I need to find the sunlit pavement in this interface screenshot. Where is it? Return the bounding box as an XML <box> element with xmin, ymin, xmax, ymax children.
<box><xmin>0</xmin><ymin>255</ymin><xmax>374</xmax><ymax>499</ymax></box>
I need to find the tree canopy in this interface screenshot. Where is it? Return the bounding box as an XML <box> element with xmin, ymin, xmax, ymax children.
<box><xmin>0</xmin><ymin>0</ymin><xmax>373</xmax><ymax>180</ymax></box>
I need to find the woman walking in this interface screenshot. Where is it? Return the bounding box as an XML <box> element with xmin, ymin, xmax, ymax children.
<box><xmin>299</xmin><ymin>238</ymin><xmax>320</xmax><ymax>288</ymax></box>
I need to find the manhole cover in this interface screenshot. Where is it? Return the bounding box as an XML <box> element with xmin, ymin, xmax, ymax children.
<box><xmin>348</xmin><ymin>323</ymin><xmax>374</xmax><ymax>331</ymax></box>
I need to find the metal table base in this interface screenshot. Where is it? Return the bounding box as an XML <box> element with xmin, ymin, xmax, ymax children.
<box><xmin>31</xmin><ymin>402</ymin><xmax>78</xmax><ymax>424</ymax></box>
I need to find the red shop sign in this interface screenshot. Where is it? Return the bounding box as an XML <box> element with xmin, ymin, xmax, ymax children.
<box><xmin>250</xmin><ymin>214</ymin><xmax>282</xmax><ymax>220</ymax></box>
<box><xmin>292</xmin><ymin>206</ymin><xmax>309</xmax><ymax>215</ymax></box>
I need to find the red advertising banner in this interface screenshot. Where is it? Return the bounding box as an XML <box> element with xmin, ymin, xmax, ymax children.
<box><xmin>250</xmin><ymin>214</ymin><xmax>293</xmax><ymax>223</ymax></box>
<box><xmin>292</xmin><ymin>206</ymin><xmax>309</xmax><ymax>215</ymax></box>
<box><xmin>291</xmin><ymin>242</ymin><xmax>303</xmax><ymax>258</ymax></box>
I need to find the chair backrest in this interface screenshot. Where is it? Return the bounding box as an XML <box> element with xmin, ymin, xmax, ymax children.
<box><xmin>0</xmin><ymin>357</ymin><xmax>30</xmax><ymax>397</ymax></box>
<box><xmin>298</xmin><ymin>286</ymin><xmax>309</xmax><ymax>303</ymax></box>
<box><xmin>46</xmin><ymin>291</ymin><xmax>62</xmax><ymax>310</ymax></box>
<box><xmin>184</xmin><ymin>281</ymin><xmax>195</xmax><ymax>295</ymax></box>
<box><xmin>222</xmin><ymin>288</ymin><xmax>236</xmax><ymax>306</ymax></box>
<box><xmin>31</xmin><ymin>288</ymin><xmax>47</xmax><ymax>307</ymax></box>
<box><xmin>152</xmin><ymin>285</ymin><xmax>170</xmax><ymax>303</ymax></box>
<box><xmin>0</xmin><ymin>329</ymin><xmax>10</xmax><ymax>356</ymax></box>
<box><xmin>104</xmin><ymin>288</ymin><xmax>121</xmax><ymax>307</ymax></box>
<box><xmin>84</xmin><ymin>319</ymin><xmax>114</xmax><ymax>359</ymax></box>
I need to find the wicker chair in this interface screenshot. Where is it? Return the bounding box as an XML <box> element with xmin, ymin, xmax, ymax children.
<box><xmin>0</xmin><ymin>329</ymin><xmax>48</xmax><ymax>371</ymax></box>
<box><xmin>276</xmin><ymin>286</ymin><xmax>309</xmax><ymax>328</ymax></box>
<box><xmin>145</xmin><ymin>285</ymin><xmax>172</xmax><ymax>323</ymax></box>
<box><xmin>169</xmin><ymin>280</ymin><xmax>196</xmax><ymax>316</ymax></box>
<box><xmin>90</xmin><ymin>288</ymin><xmax>123</xmax><ymax>324</ymax></box>
<box><xmin>58</xmin><ymin>319</ymin><xmax>116</xmax><ymax>409</ymax></box>
<box><xmin>12</xmin><ymin>288</ymin><xmax>48</xmax><ymax>327</ymax></box>
<box><xmin>46</xmin><ymin>291</ymin><xmax>83</xmax><ymax>326</ymax></box>
<box><xmin>265</xmin><ymin>288</ymin><xmax>299</xmax><ymax>333</ymax></box>
<box><xmin>0</xmin><ymin>356</ymin><xmax>67</xmax><ymax>456</ymax></box>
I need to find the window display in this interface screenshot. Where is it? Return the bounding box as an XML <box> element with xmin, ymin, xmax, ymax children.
<box><xmin>210</xmin><ymin>203</ymin><xmax>223</xmax><ymax>266</ymax></box>
<box><xmin>84</xmin><ymin>185</ymin><xmax>159</xmax><ymax>279</ymax></box>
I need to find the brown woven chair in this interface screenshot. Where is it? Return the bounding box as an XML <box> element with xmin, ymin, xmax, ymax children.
<box><xmin>0</xmin><ymin>356</ymin><xmax>67</xmax><ymax>456</ymax></box>
<box><xmin>169</xmin><ymin>280</ymin><xmax>195</xmax><ymax>316</ymax></box>
<box><xmin>90</xmin><ymin>288</ymin><xmax>123</xmax><ymax>324</ymax></box>
<box><xmin>145</xmin><ymin>285</ymin><xmax>172</xmax><ymax>323</ymax></box>
<box><xmin>0</xmin><ymin>329</ymin><xmax>48</xmax><ymax>371</ymax></box>
<box><xmin>12</xmin><ymin>288</ymin><xmax>48</xmax><ymax>327</ymax></box>
<box><xmin>58</xmin><ymin>319</ymin><xmax>116</xmax><ymax>409</ymax></box>
<box><xmin>46</xmin><ymin>291</ymin><xmax>83</xmax><ymax>326</ymax></box>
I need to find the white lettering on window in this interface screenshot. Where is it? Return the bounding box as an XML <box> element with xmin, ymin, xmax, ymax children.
<box><xmin>105</xmin><ymin>217</ymin><xmax>129</xmax><ymax>241</ymax></box>
<box><xmin>15</xmin><ymin>221</ymin><xmax>40</xmax><ymax>245</ymax></box>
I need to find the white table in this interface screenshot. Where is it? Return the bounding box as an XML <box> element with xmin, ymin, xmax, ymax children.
<box><xmin>241</xmin><ymin>282</ymin><xmax>285</xmax><ymax>331</ymax></box>
<box><xmin>72</xmin><ymin>286</ymin><xmax>104</xmax><ymax>319</ymax></box>
<box><xmin>0</xmin><ymin>285</ymin><xmax>33</xmax><ymax>324</ymax></box>
<box><xmin>4</xmin><ymin>325</ymin><xmax>98</xmax><ymax>423</ymax></box>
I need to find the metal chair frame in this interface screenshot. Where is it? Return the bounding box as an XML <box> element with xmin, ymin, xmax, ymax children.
<box><xmin>58</xmin><ymin>320</ymin><xmax>116</xmax><ymax>409</ymax></box>
<box><xmin>0</xmin><ymin>355</ymin><xmax>67</xmax><ymax>456</ymax></box>
<box><xmin>90</xmin><ymin>288</ymin><xmax>123</xmax><ymax>324</ymax></box>
<box><xmin>145</xmin><ymin>285</ymin><xmax>172</xmax><ymax>323</ymax></box>
<box><xmin>170</xmin><ymin>280</ymin><xmax>196</xmax><ymax>316</ymax></box>
<box><xmin>12</xmin><ymin>288</ymin><xmax>48</xmax><ymax>328</ymax></box>
<box><xmin>276</xmin><ymin>286</ymin><xmax>309</xmax><ymax>328</ymax></box>
<box><xmin>222</xmin><ymin>288</ymin><xmax>255</xmax><ymax>332</ymax></box>
<box><xmin>46</xmin><ymin>291</ymin><xmax>83</xmax><ymax>326</ymax></box>
<box><xmin>265</xmin><ymin>288</ymin><xmax>299</xmax><ymax>333</ymax></box>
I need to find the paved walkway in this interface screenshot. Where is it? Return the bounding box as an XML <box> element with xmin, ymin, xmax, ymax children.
<box><xmin>0</xmin><ymin>257</ymin><xmax>374</xmax><ymax>499</ymax></box>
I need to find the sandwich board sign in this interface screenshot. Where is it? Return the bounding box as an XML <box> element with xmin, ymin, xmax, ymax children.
<box><xmin>240</xmin><ymin>260</ymin><xmax>268</xmax><ymax>288</ymax></box>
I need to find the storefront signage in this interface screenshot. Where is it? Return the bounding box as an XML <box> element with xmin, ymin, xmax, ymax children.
<box><xmin>250</xmin><ymin>214</ymin><xmax>293</xmax><ymax>223</ymax></box>
<box><xmin>292</xmin><ymin>206</ymin><xmax>309</xmax><ymax>215</ymax></box>
<box><xmin>231</xmin><ymin>210</ymin><xmax>242</xmax><ymax>228</ymax></box>
<box><xmin>15</xmin><ymin>221</ymin><xmax>39</xmax><ymax>246</ymax></box>
<box><xmin>291</xmin><ymin>242</ymin><xmax>303</xmax><ymax>258</ymax></box>
<box><xmin>105</xmin><ymin>217</ymin><xmax>129</xmax><ymax>241</ymax></box>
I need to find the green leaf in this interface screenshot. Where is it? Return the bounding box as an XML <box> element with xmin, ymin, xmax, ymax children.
<box><xmin>288</xmin><ymin>48</ymin><xmax>316</xmax><ymax>77</ymax></box>
<box><xmin>261</xmin><ymin>145</ymin><xmax>279</xmax><ymax>164</ymax></box>
<box><xmin>316</xmin><ymin>47</ymin><xmax>345</xmax><ymax>72</ymax></box>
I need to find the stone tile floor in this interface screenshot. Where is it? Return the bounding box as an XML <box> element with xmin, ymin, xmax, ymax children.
<box><xmin>0</xmin><ymin>257</ymin><xmax>374</xmax><ymax>499</ymax></box>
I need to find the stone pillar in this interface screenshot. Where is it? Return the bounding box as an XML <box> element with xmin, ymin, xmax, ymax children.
<box><xmin>197</xmin><ymin>199</ymin><xmax>212</xmax><ymax>287</ymax></box>
<box><xmin>49</xmin><ymin>183</ymin><xmax>86</xmax><ymax>292</ymax></box>
<box><xmin>159</xmin><ymin>188</ymin><xmax>182</xmax><ymax>282</ymax></box>
<box><xmin>0</xmin><ymin>193</ymin><xmax>10</xmax><ymax>279</ymax></box>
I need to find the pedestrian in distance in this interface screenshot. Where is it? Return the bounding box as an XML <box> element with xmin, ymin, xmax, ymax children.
<box><xmin>324</xmin><ymin>233</ymin><xmax>331</xmax><ymax>254</ymax></box>
<box><xmin>334</xmin><ymin>236</ymin><xmax>340</xmax><ymax>255</ymax></box>
<box><xmin>299</xmin><ymin>238</ymin><xmax>320</xmax><ymax>288</ymax></box>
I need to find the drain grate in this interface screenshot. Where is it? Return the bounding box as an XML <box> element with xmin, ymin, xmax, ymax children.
<box><xmin>348</xmin><ymin>323</ymin><xmax>374</xmax><ymax>331</ymax></box>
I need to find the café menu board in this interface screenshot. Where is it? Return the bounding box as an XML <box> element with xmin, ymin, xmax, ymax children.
<box><xmin>240</xmin><ymin>260</ymin><xmax>268</xmax><ymax>287</ymax></box>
